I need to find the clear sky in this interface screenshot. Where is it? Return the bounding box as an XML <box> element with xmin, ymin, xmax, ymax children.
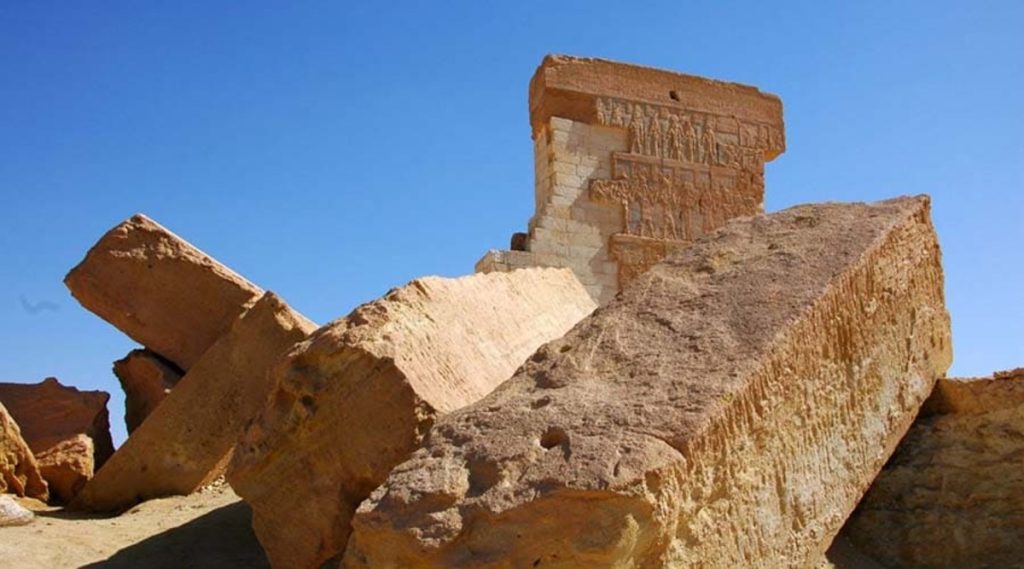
<box><xmin>2</xmin><ymin>2</ymin><xmax>1021</xmax><ymax>445</ymax></box>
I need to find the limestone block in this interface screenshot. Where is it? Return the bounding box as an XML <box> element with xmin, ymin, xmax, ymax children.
<box><xmin>35</xmin><ymin>434</ymin><xmax>93</xmax><ymax>504</ymax></box>
<box><xmin>0</xmin><ymin>378</ymin><xmax>114</xmax><ymax>470</ymax></box>
<box><xmin>113</xmin><ymin>349</ymin><xmax>184</xmax><ymax>434</ymax></box>
<box><xmin>529</xmin><ymin>55</ymin><xmax>784</xmax><ymax>155</ymax></box>
<box><xmin>345</xmin><ymin>197</ymin><xmax>952</xmax><ymax>569</ymax></box>
<box><xmin>0</xmin><ymin>403</ymin><xmax>47</xmax><ymax>500</ymax></box>
<box><xmin>64</xmin><ymin>214</ymin><xmax>263</xmax><ymax>370</ymax></box>
<box><xmin>73</xmin><ymin>292</ymin><xmax>315</xmax><ymax>512</ymax></box>
<box><xmin>840</xmin><ymin>368</ymin><xmax>1024</xmax><ymax>568</ymax></box>
<box><xmin>227</xmin><ymin>269</ymin><xmax>596</xmax><ymax>569</ymax></box>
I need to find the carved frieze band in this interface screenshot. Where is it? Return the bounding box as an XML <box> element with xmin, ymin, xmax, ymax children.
<box><xmin>590</xmin><ymin>153</ymin><xmax>762</xmax><ymax>242</ymax></box>
<box><xmin>595</xmin><ymin>97</ymin><xmax>783</xmax><ymax>169</ymax></box>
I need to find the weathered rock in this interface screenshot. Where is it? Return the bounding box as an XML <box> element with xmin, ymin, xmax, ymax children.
<box><xmin>841</xmin><ymin>368</ymin><xmax>1024</xmax><ymax>568</ymax></box>
<box><xmin>72</xmin><ymin>292</ymin><xmax>315</xmax><ymax>513</ymax></box>
<box><xmin>35</xmin><ymin>434</ymin><xmax>94</xmax><ymax>504</ymax></box>
<box><xmin>228</xmin><ymin>268</ymin><xmax>597</xmax><ymax>569</ymax></box>
<box><xmin>0</xmin><ymin>402</ymin><xmax>47</xmax><ymax>501</ymax></box>
<box><xmin>113</xmin><ymin>349</ymin><xmax>184</xmax><ymax>434</ymax></box>
<box><xmin>0</xmin><ymin>377</ymin><xmax>114</xmax><ymax>470</ymax></box>
<box><xmin>0</xmin><ymin>495</ymin><xmax>34</xmax><ymax>527</ymax></box>
<box><xmin>345</xmin><ymin>197</ymin><xmax>952</xmax><ymax>568</ymax></box>
<box><xmin>65</xmin><ymin>214</ymin><xmax>264</xmax><ymax>370</ymax></box>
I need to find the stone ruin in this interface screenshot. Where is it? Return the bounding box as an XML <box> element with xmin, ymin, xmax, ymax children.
<box><xmin>477</xmin><ymin>55</ymin><xmax>784</xmax><ymax>303</ymax></box>
<box><xmin>0</xmin><ymin>54</ymin><xmax>1019</xmax><ymax>568</ymax></box>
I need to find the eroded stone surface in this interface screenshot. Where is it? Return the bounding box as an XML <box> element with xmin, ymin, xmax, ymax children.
<box><xmin>346</xmin><ymin>197</ymin><xmax>951</xmax><ymax>569</ymax></box>
<box><xmin>113</xmin><ymin>349</ymin><xmax>184</xmax><ymax>434</ymax></box>
<box><xmin>35</xmin><ymin>434</ymin><xmax>94</xmax><ymax>504</ymax></box>
<box><xmin>477</xmin><ymin>55</ymin><xmax>785</xmax><ymax>303</ymax></box>
<box><xmin>841</xmin><ymin>368</ymin><xmax>1024</xmax><ymax>568</ymax></box>
<box><xmin>0</xmin><ymin>402</ymin><xmax>47</xmax><ymax>501</ymax></box>
<box><xmin>65</xmin><ymin>214</ymin><xmax>263</xmax><ymax>370</ymax></box>
<box><xmin>0</xmin><ymin>495</ymin><xmax>34</xmax><ymax>527</ymax></box>
<box><xmin>228</xmin><ymin>268</ymin><xmax>596</xmax><ymax>569</ymax></box>
<box><xmin>73</xmin><ymin>292</ymin><xmax>315</xmax><ymax>512</ymax></box>
<box><xmin>0</xmin><ymin>377</ymin><xmax>114</xmax><ymax>470</ymax></box>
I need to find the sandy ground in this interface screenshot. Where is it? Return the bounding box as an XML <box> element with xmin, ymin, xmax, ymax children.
<box><xmin>0</xmin><ymin>483</ymin><xmax>267</xmax><ymax>569</ymax></box>
<box><xmin>0</xmin><ymin>482</ymin><xmax>882</xmax><ymax>569</ymax></box>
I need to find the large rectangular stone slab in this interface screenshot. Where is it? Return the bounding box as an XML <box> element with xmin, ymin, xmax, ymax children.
<box><xmin>227</xmin><ymin>268</ymin><xmax>597</xmax><ymax>569</ymax></box>
<box><xmin>65</xmin><ymin>214</ymin><xmax>263</xmax><ymax>370</ymax></box>
<box><xmin>529</xmin><ymin>54</ymin><xmax>785</xmax><ymax>154</ymax></box>
<box><xmin>345</xmin><ymin>196</ymin><xmax>953</xmax><ymax>568</ymax></box>
<box><xmin>72</xmin><ymin>291</ymin><xmax>315</xmax><ymax>512</ymax></box>
<box><xmin>837</xmin><ymin>368</ymin><xmax>1024</xmax><ymax>569</ymax></box>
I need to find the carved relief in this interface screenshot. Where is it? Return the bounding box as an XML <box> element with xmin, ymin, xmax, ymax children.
<box><xmin>595</xmin><ymin>97</ymin><xmax>783</xmax><ymax>168</ymax></box>
<box><xmin>589</xmin><ymin>96</ymin><xmax>775</xmax><ymax>290</ymax></box>
<box><xmin>590</xmin><ymin>153</ymin><xmax>762</xmax><ymax>243</ymax></box>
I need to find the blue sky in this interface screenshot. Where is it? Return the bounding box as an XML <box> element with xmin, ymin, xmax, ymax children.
<box><xmin>2</xmin><ymin>2</ymin><xmax>1021</xmax><ymax>445</ymax></box>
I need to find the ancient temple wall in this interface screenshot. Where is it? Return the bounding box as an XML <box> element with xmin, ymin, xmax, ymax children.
<box><xmin>476</xmin><ymin>55</ymin><xmax>784</xmax><ymax>304</ymax></box>
<box><xmin>476</xmin><ymin>118</ymin><xmax>625</xmax><ymax>304</ymax></box>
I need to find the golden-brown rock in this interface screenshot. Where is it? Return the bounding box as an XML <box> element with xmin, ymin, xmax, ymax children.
<box><xmin>0</xmin><ymin>402</ymin><xmax>47</xmax><ymax>501</ymax></box>
<box><xmin>0</xmin><ymin>377</ymin><xmax>114</xmax><ymax>470</ymax></box>
<box><xmin>113</xmin><ymin>349</ymin><xmax>184</xmax><ymax>434</ymax></box>
<box><xmin>64</xmin><ymin>214</ymin><xmax>263</xmax><ymax>370</ymax></box>
<box><xmin>35</xmin><ymin>434</ymin><xmax>94</xmax><ymax>504</ymax></box>
<box><xmin>228</xmin><ymin>268</ymin><xmax>597</xmax><ymax>569</ymax></box>
<box><xmin>73</xmin><ymin>292</ymin><xmax>315</xmax><ymax>512</ymax></box>
<box><xmin>841</xmin><ymin>368</ymin><xmax>1024</xmax><ymax>568</ymax></box>
<box><xmin>345</xmin><ymin>197</ymin><xmax>952</xmax><ymax>569</ymax></box>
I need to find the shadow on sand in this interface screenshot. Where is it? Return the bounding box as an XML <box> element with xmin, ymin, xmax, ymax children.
<box><xmin>78</xmin><ymin>501</ymin><xmax>269</xmax><ymax>569</ymax></box>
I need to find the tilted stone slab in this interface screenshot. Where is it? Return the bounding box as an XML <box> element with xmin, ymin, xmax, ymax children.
<box><xmin>65</xmin><ymin>214</ymin><xmax>263</xmax><ymax>370</ymax></box>
<box><xmin>73</xmin><ymin>291</ymin><xmax>315</xmax><ymax>512</ymax></box>
<box><xmin>839</xmin><ymin>368</ymin><xmax>1024</xmax><ymax>569</ymax></box>
<box><xmin>227</xmin><ymin>268</ymin><xmax>597</xmax><ymax>569</ymax></box>
<box><xmin>113</xmin><ymin>349</ymin><xmax>184</xmax><ymax>435</ymax></box>
<box><xmin>345</xmin><ymin>196</ymin><xmax>952</xmax><ymax>568</ymax></box>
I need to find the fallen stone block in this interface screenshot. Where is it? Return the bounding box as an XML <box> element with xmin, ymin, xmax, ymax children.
<box><xmin>72</xmin><ymin>291</ymin><xmax>315</xmax><ymax>512</ymax></box>
<box><xmin>345</xmin><ymin>196</ymin><xmax>952</xmax><ymax>569</ymax></box>
<box><xmin>227</xmin><ymin>268</ymin><xmax>597</xmax><ymax>569</ymax></box>
<box><xmin>0</xmin><ymin>402</ymin><xmax>47</xmax><ymax>501</ymax></box>
<box><xmin>65</xmin><ymin>214</ymin><xmax>263</xmax><ymax>370</ymax></box>
<box><xmin>0</xmin><ymin>377</ymin><xmax>114</xmax><ymax>470</ymax></box>
<box><xmin>0</xmin><ymin>495</ymin><xmax>34</xmax><ymax>527</ymax></box>
<box><xmin>35</xmin><ymin>434</ymin><xmax>94</xmax><ymax>504</ymax></box>
<box><xmin>839</xmin><ymin>368</ymin><xmax>1024</xmax><ymax>569</ymax></box>
<box><xmin>113</xmin><ymin>349</ymin><xmax>184</xmax><ymax>434</ymax></box>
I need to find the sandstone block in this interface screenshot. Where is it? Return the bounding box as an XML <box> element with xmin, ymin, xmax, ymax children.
<box><xmin>64</xmin><ymin>214</ymin><xmax>263</xmax><ymax>370</ymax></box>
<box><xmin>113</xmin><ymin>349</ymin><xmax>184</xmax><ymax>434</ymax></box>
<box><xmin>0</xmin><ymin>402</ymin><xmax>47</xmax><ymax>501</ymax></box>
<box><xmin>0</xmin><ymin>495</ymin><xmax>34</xmax><ymax>527</ymax></box>
<box><xmin>228</xmin><ymin>268</ymin><xmax>597</xmax><ymax>569</ymax></box>
<box><xmin>345</xmin><ymin>197</ymin><xmax>952</xmax><ymax>568</ymax></box>
<box><xmin>73</xmin><ymin>291</ymin><xmax>315</xmax><ymax>512</ymax></box>
<box><xmin>0</xmin><ymin>377</ymin><xmax>114</xmax><ymax>470</ymax></box>
<box><xmin>840</xmin><ymin>368</ymin><xmax>1024</xmax><ymax>568</ymax></box>
<box><xmin>35</xmin><ymin>434</ymin><xmax>94</xmax><ymax>504</ymax></box>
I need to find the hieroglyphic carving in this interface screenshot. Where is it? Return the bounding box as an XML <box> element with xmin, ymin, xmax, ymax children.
<box><xmin>606</xmin><ymin>234</ymin><xmax>690</xmax><ymax>287</ymax></box>
<box><xmin>590</xmin><ymin>153</ymin><xmax>763</xmax><ymax>243</ymax></box>
<box><xmin>596</xmin><ymin>97</ymin><xmax>783</xmax><ymax>167</ymax></box>
<box><xmin>591</xmin><ymin>96</ymin><xmax>776</xmax><ymax>289</ymax></box>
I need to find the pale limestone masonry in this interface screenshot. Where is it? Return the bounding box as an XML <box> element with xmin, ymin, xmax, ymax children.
<box><xmin>477</xmin><ymin>55</ymin><xmax>785</xmax><ymax>304</ymax></box>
